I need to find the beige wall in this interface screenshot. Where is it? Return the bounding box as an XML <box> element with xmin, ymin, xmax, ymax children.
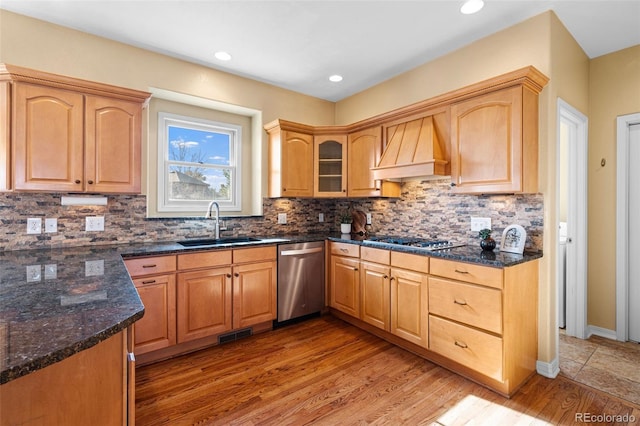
<box><xmin>588</xmin><ymin>45</ymin><xmax>640</xmax><ymax>330</ymax></box>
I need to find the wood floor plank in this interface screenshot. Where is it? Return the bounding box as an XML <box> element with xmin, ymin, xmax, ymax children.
<box><xmin>136</xmin><ymin>316</ymin><xmax>640</xmax><ymax>425</ymax></box>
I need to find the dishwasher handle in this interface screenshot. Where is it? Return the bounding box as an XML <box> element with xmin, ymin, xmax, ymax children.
<box><xmin>280</xmin><ymin>247</ymin><xmax>324</xmax><ymax>256</ymax></box>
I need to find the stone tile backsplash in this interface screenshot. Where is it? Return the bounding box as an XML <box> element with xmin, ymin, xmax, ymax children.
<box><xmin>0</xmin><ymin>178</ymin><xmax>543</xmax><ymax>252</ymax></box>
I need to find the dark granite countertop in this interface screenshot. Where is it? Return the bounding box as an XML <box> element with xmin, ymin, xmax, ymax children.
<box><xmin>327</xmin><ymin>235</ymin><xmax>543</xmax><ymax>267</ymax></box>
<box><xmin>0</xmin><ymin>233</ymin><xmax>540</xmax><ymax>385</ymax></box>
<box><xmin>0</xmin><ymin>235</ymin><xmax>323</xmax><ymax>384</ymax></box>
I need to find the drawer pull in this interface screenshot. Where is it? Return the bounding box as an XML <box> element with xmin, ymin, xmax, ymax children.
<box><xmin>340</xmin><ymin>248</ymin><xmax>349</xmax><ymax>253</ymax></box>
<box><xmin>354</xmin><ymin>268</ymin><xmax>359</xmax><ymax>271</ymax></box>
<box><xmin>454</xmin><ymin>340</ymin><xmax>468</xmax><ymax>349</ymax></box>
<box><xmin>142</xmin><ymin>264</ymin><xmax>157</xmax><ymax>268</ymax></box>
<box><xmin>453</xmin><ymin>299</ymin><xmax>468</xmax><ymax>306</ymax></box>
<box><xmin>141</xmin><ymin>279</ymin><xmax>156</xmax><ymax>284</ymax></box>
<box><xmin>383</xmin><ymin>275</ymin><xmax>388</xmax><ymax>279</ymax></box>
<box><xmin>454</xmin><ymin>269</ymin><xmax>469</xmax><ymax>274</ymax></box>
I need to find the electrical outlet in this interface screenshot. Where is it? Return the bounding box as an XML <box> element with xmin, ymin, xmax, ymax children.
<box><xmin>277</xmin><ymin>213</ymin><xmax>287</xmax><ymax>224</ymax></box>
<box><xmin>319</xmin><ymin>213</ymin><xmax>324</xmax><ymax>222</ymax></box>
<box><xmin>85</xmin><ymin>260</ymin><xmax>104</xmax><ymax>276</ymax></box>
<box><xmin>44</xmin><ymin>264</ymin><xmax>57</xmax><ymax>280</ymax></box>
<box><xmin>366</xmin><ymin>213</ymin><xmax>372</xmax><ymax>225</ymax></box>
<box><xmin>27</xmin><ymin>218</ymin><xmax>42</xmax><ymax>234</ymax></box>
<box><xmin>45</xmin><ymin>218</ymin><xmax>57</xmax><ymax>233</ymax></box>
<box><xmin>470</xmin><ymin>217</ymin><xmax>492</xmax><ymax>232</ymax></box>
<box><xmin>85</xmin><ymin>216</ymin><xmax>105</xmax><ymax>232</ymax></box>
<box><xmin>26</xmin><ymin>265</ymin><xmax>41</xmax><ymax>282</ymax></box>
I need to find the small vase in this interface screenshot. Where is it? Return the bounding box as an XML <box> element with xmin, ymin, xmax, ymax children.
<box><xmin>480</xmin><ymin>237</ymin><xmax>496</xmax><ymax>251</ymax></box>
<box><xmin>340</xmin><ymin>223</ymin><xmax>352</xmax><ymax>234</ymax></box>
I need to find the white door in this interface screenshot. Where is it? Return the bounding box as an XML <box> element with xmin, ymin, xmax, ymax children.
<box><xmin>629</xmin><ymin>123</ymin><xmax>640</xmax><ymax>342</ymax></box>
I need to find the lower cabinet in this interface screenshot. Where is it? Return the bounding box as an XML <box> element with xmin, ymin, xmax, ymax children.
<box><xmin>125</xmin><ymin>246</ymin><xmax>277</xmax><ymax>359</ymax></box>
<box><xmin>177</xmin><ymin>266</ymin><xmax>232</xmax><ymax>343</ymax></box>
<box><xmin>0</xmin><ymin>328</ymin><xmax>134</xmax><ymax>425</ymax></box>
<box><xmin>329</xmin><ymin>242</ymin><xmax>361</xmax><ymax>318</ymax></box>
<box><xmin>133</xmin><ymin>274</ymin><xmax>177</xmax><ymax>354</ymax></box>
<box><xmin>329</xmin><ymin>241</ymin><xmax>538</xmax><ymax>396</ymax></box>
<box><xmin>330</xmin><ymin>244</ymin><xmax>429</xmax><ymax>349</ymax></box>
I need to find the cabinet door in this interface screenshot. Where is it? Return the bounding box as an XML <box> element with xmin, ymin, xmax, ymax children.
<box><xmin>232</xmin><ymin>260</ymin><xmax>277</xmax><ymax>328</ymax></box>
<box><xmin>329</xmin><ymin>255</ymin><xmax>360</xmax><ymax>317</ymax></box>
<box><xmin>281</xmin><ymin>130</ymin><xmax>314</xmax><ymax>197</ymax></box>
<box><xmin>13</xmin><ymin>83</ymin><xmax>84</xmax><ymax>191</ymax></box>
<box><xmin>390</xmin><ymin>268</ymin><xmax>428</xmax><ymax>348</ymax></box>
<box><xmin>347</xmin><ymin>126</ymin><xmax>383</xmax><ymax>197</ymax></box>
<box><xmin>133</xmin><ymin>274</ymin><xmax>177</xmax><ymax>354</ymax></box>
<box><xmin>85</xmin><ymin>95</ymin><xmax>142</xmax><ymax>193</ymax></box>
<box><xmin>360</xmin><ymin>261</ymin><xmax>390</xmax><ymax>331</ymax></box>
<box><xmin>177</xmin><ymin>267</ymin><xmax>232</xmax><ymax>343</ymax></box>
<box><xmin>450</xmin><ymin>86</ymin><xmax>526</xmax><ymax>193</ymax></box>
<box><xmin>314</xmin><ymin>135</ymin><xmax>347</xmax><ymax>197</ymax></box>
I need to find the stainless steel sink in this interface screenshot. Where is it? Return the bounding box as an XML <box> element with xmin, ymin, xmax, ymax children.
<box><xmin>178</xmin><ymin>237</ymin><xmax>262</xmax><ymax>247</ymax></box>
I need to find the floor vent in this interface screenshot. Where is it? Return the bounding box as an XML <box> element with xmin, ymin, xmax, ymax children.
<box><xmin>218</xmin><ymin>328</ymin><xmax>253</xmax><ymax>344</ymax></box>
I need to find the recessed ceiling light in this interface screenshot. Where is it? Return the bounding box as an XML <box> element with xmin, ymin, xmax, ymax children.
<box><xmin>214</xmin><ymin>51</ymin><xmax>232</xmax><ymax>61</ymax></box>
<box><xmin>329</xmin><ymin>75</ymin><xmax>343</xmax><ymax>83</ymax></box>
<box><xmin>460</xmin><ymin>0</ymin><xmax>484</xmax><ymax>14</ymax></box>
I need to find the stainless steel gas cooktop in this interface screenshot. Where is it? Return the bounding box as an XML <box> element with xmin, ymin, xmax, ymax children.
<box><xmin>364</xmin><ymin>236</ymin><xmax>466</xmax><ymax>251</ymax></box>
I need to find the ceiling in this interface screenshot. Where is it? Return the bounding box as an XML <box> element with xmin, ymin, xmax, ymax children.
<box><xmin>1</xmin><ymin>0</ymin><xmax>639</xmax><ymax>101</ymax></box>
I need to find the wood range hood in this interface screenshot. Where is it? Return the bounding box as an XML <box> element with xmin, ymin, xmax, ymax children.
<box><xmin>371</xmin><ymin>113</ymin><xmax>449</xmax><ymax>181</ymax></box>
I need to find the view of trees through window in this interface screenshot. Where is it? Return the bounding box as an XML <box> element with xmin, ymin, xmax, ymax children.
<box><xmin>166</xmin><ymin>124</ymin><xmax>234</xmax><ymax>202</ymax></box>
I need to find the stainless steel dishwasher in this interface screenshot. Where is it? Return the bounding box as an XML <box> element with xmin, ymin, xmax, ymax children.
<box><xmin>277</xmin><ymin>241</ymin><xmax>325</xmax><ymax>324</ymax></box>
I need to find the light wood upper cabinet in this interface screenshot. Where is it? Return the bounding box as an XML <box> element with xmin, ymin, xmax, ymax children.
<box><xmin>85</xmin><ymin>95</ymin><xmax>142</xmax><ymax>193</ymax></box>
<box><xmin>265</xmin><ymin>120</ymin><xmax>314</xmax><ymax>197</ymax></box>
<box><xmin>0</xmin><ymin>63</ymin><xmax>150</xmax><ymax>193</ymax></box>
<box><xmin>314</xmin><ymin>134</ymin><xmax>347</xmax><ymax>197</ymax></box>
<box><xmin>13</xmin><ymin>83</ymin><xmax>85</xmax><ymax>192</ymax></box>
<box><xmin>347</xmin><ymin>126</ymin><xmax>400</xmax><ymax>197</ymax></box>
<box><xmin>450</xmin><ymin>85</ymin><xmax>539</xmax><ymax>194</ymax></box>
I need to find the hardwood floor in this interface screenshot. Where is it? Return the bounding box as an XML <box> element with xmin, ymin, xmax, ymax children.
<box><xmin>136</xmin><ymin>316</ymin><xmax>640</xmax><ymax>425</ymax></box>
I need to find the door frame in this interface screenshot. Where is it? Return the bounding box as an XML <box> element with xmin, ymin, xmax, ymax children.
<box><xmin>557</xmin><ymin>98</ymin><xmax>588</xmax><ymax>339</ymax></box>
<box><xmin>616</xmin><ymin>112</ymin><xmax>640</xmax><ymax>341</ymax></box>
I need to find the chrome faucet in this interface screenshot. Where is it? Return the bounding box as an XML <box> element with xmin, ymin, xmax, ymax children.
<box><xmin>205</xmin><ymin>201</ymin><xmax>221</xmax><ymax>239</ymax></box>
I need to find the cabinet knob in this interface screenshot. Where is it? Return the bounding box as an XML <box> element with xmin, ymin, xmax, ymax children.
<box><xmin>354</xmin><ymin>268</ymin><xmax>358</xmax><ymax>272</ymax></box>
<box><xmin>450</xmin><ymin>182</ymin><xmax>457</xmax><ymax>187</ymax></box>
<box><xmin>390</xmin><ymin>277</ymin><xmax>395</xmax><ymax>281</ymax></box>
<box><xmin>88</xmin><ymin>180</ymin><xmax>94</xmax><ymax>185</ymax></box>
<box><xmin>383</xmin><ymin>275</ymin><xmax>388</xmax><ymax>279</ymax></box>
<box><xmin>375</xmin><ymin>188</ymin><xmax>380</xmax><ymax>191</ymax></box>
<box><xmin>343</xmin><ymin>189</ymin><xmax>346</xmax><ymax>192</ymax></box>
<box><xmin>283</xmin><ymin>188</ymin><xmax>287</xmax><ymax>192</ymax></box>
<box><xmin>75</xmin><ymin>179</ymin><xmax>81</xmax><ymax>184</ymax></box>
<box><xmin>226</xmin><ymin>274</ymin><xmax>232</xmax><ymax>278</ymax></box>
<box><xmin>234</xmin><ymin>273</ymin><xmax>240</xmax><ymax>277</ymax></box>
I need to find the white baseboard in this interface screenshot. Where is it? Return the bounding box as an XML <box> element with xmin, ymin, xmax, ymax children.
<box><xmin>536</xmin><ymin>358</ymin><xmax>559</xmax><ymax>379</ymax></box>
<box><xmin>587</xmin><ymin>325</ymin><xmax>618</xmax><ymax>341</ymax></box>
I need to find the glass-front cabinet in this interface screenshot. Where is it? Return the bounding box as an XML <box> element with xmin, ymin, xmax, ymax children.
<box><xmin>314</xmin><ymin>135</ymin><xmax>347</xmax><ymax>197</ymax></box>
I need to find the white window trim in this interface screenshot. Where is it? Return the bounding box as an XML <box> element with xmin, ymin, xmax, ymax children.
<box><xmin>157</xmin><ymin>112</ymin><xmax>242</xmax><ymax>213</ymax></box>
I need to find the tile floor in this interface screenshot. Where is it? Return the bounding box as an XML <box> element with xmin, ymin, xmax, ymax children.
<box><xmin>559</xmin><ymin>330</ymin><xmax>640</xmax><ymax>406</ymax></box>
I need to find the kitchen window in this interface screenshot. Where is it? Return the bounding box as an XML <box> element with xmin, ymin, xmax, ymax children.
<box><xmin>158</xmin><ymin>112</ymin><xmax>242</xmax><ymax>212</ymax></box>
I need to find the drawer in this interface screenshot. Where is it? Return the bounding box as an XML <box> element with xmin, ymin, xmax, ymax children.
<box><xmin>330</xmin><ymin>242</ymin><xmax>360</xmax><ymax>258</ymax></box>
<box><xmin>132</xmin><ymin>274</ymin><xmax>173</xmax><ymax>288</ymax></box>
<box><xmin>429</xmin><ymin>315</ymin><xmax>503</xmax><ymax>381</ymax></box>
<box><xmin>125</xmin><ymin>255</ymin><xmax>176</xmax><ymax>277</ymax></box>
<box><xmin>430</xmin><ymin>258</ymin><xmax>503</xmax><ymax>289</ymax></box>
<box><xmin>233</xmin><ymin>245</ymin><xmax>277</xmax><ymax>263</ymax></box>
<box><xmin>178</xmin><ymin>250</ymin><xmax>232</xmax><ymax>270</ymax></box>
<box><xmin>361</xmin><ymin>246</ymin><xmax>390</xmax><ymax>264</ymax></box>
<box><xmin>429</xmin><ymin>277</ymin><xmax>502</xmax><ymax>334</ymax></box>
<box><xmin>391</xmin><ymin>251</ymin><xmax>429</xmax><ymax>274</ymax></box>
